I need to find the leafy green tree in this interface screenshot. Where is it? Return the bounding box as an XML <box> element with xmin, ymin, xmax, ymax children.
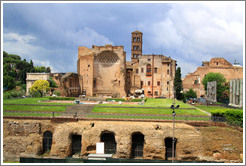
<box><xmin>30</xmin><ymin>80</ymin><xmax>50</xmax><ymax>97</ymax></box>
<box><xmin>202</xmin><ymin>72</ymin><xmax>227</xmax><ymax>99</ymax></box>
<box><xmin>184</xmin><ymin>89</ymin><xmax>197</xmax><ymax>99</ymax></box>
<box><xmin>45</xmin><ymin>67</ymin><xmax>51</xmax><ymax>73</ymax></box>
<box><xmin>3</xmin><ymin>75</ymin><xmax>16</xmax><ymax>90</ymax></box>
<box><xmin>174</xmin><ymin>67</ymin><xmax>184</xmax><ymax>100</ymax></box>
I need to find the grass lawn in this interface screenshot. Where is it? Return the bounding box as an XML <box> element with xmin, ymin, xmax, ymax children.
<box><xmin>3</xmin><ymin>105</ymin><xmax>66</xmax><ymax>112</ymax></box>
<box><xmin>3</xmin><ymin>97</ymin><xmax>75</xmax><ymax>105</ymax></box>
<box><xmin>92</xmin><ymin>107</ymin><xmax>208</xmax><ymax>116</ymax></box>
<box><xmin>3</xmin><ymin>111</ymin><xmax>62</xmax><ymax>117</ymax></box>
<box><xmin>99</xmin><ymin>98</ymin><xmax>193</xmax><ymax>108</ymax></box>
<box><xmin>86</xmin><ymin>114</ymin><xmax>211</xmax><ymax>121</ymax></box>
<box><xmin>195</xmin><ymin>105</ymin><xmax>243</xmax><ymax>113</ymax></box>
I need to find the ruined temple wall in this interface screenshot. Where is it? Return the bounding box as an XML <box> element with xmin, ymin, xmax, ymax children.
<box><xmin>92</xmin><ymin>45</ymin><xmax>126</xmax><ymax>97</ymax></box>
<box><xmin>78</xmin><ymin>47</ymin><xmax>94</xmax><ymax>96</ymax></box>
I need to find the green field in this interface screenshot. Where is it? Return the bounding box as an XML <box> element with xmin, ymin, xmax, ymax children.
<box><xmin>3</xmin><ymin>97</ymin><xmax>75</xmax><ymax>105</ymax></box>
<box><xmin>3</xmin><ymin>111</ymin><xmax>62</xmax><ymax>117</ymax></box>
<box><xmin>194</xmin><ymin>105</ymin><xmax>243</xmax><ymax>113</ymax></box>
<box><xmin>92</xmin><ymin>107</ymin><xmax>207</xmax><ymax>116</ymax></box>
<box><xmin>99</xmin><ymin>98</ymin><xmax>193</xmax><ymax>108</ymax></box>
<box><xmin>3</xmin><ymin>105</ymin><xmax>66</xmax><ymax>112</ymax></box>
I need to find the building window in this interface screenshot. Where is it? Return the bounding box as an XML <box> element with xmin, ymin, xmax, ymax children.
<box><xmin>148</xmin><ymin>91</ymin><xmax>151</xmax><ymax>94</ymax></box>
<box><xmin>133</xmin><ymin>46</ymin><xmax>136</xmax><ymax>50</ymax></box>
<box><xmin>146</xmin><ymin>64</ymin><xmax>151</xmax><ymax>76</ymax></box>
<box><xmin>133</xmin><ymin>37</ymin><xmax>136</xmax><ymax>42</ymax></box>
<box><xmin>93</xmin><ymin>79</ymin><xmax>96</xmax><ymax>88</ymax></box>
<box><xmin>133</xmin><ymin>54</ymin><xmax>136</xmax><ymax>58</ymax></box>
<box><xmin>167</xmin><ymin>81</ymin><xmax>169</xmax><ymax>85</ymax></box>
<box><xmin>155</xmin><ymin>91</ymin><xmax>158</xmax><ymax>96</ymax></box>
<box><xmin>88</xmin><ymin>65</ymin><xmax>90</xmax><ymax>68</ymax></box>
<box><xmin>137</xmin><ymin>37</ymin><xmax>140</xmax><ymax>42</ymax></box>
<box><xmin>141</xmin><ymin>68</ymin><xmax>144</xmax><ymax>73</ymax></box>
<box><xmin>137</xmin><ymin>46</ymin><xmax>139</xmax><ymax>50</ymax></box>
<box><xmin>148</xmin><ymin>81</ymin><xmax>151</xmax><ymax>86</ymax></box>
<box><xmin>167</xmin><ymin>63</ymin><xmax>169</xmax><ymax>66</ymax></box>
<box><xmin>148</xmin><ymin>59</ymin><xmax>151</xmax><ymax>61</ymax></box>
<box><xmin>216</xmin><ymin>62</ymin><xmax>219</xmax><ymax>65</ymax></box>
<box><xmin>137</xmin><ymin>54</ymin><xmax>139</xmax><ymax>58</ymax></box>
<box><xmin>154</xmin><ymin>68</ymin><xmax>157</xmax><ymax>73</ymax></box>
<box><xmin>141</xmin><ymin>81</ymin><xmax>143</xmax><ymax>88</ymax></box>
<box><xmin>136</xmin><ymin>69</ymin><xmax>139</xmax><ymax>74</ymax></box>
<box><xmin>157</xmin><ymin>81</ymin><xmax>160</xmax><ymax>86</ymax></box>
<box><xmin>167</xmin><ymin>69</ymin><xmax>169</xmax><ymax>75</ymax></box>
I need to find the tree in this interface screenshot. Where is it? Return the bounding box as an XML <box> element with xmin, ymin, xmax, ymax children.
<box><xmin>174</xmin><ymin>67</ymin><xmax>184</xmax><ymax>100</ymax></box>
<box><xmin>30</xmin><ymin>80</ymin><xmax>50</xmax><ymax>97</ymax></box>
<box><xmin>184</xmin><ymin>89</ymin><xmax>197</xmax><ymax>99</ymax></box>
<box><xmin>45</xmin><ymin>67</ymin><xmax>51</xmax><ymax>73</ymax></box>
<box><xmin>202</xmin><ymin>72</ymin><xmax>227</xmax><ymax>100</ymax></box>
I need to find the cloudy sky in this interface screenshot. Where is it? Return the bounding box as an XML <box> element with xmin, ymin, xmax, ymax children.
<box><xmin>2</xmin><ymin>1</ymin><xmax>244</xmax><ymax>77</ymax></box>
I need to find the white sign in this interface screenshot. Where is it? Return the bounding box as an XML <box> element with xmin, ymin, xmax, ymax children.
<box><xmin>96</xmin><ymin>142</ymin><xmax>104</xmax><ymax>154</ymax></box>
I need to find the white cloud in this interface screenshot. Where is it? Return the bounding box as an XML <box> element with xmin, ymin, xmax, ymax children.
<box><xmin>148</xmin><ymin>2</ymin><xmax>244</xmax><ymax>77</ymax></box>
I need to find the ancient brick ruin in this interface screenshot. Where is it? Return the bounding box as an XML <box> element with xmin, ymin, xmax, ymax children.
<box><xmin>183</xmin><ymin>58</ymin><xmax>243</xmax><ymax>98</ymax></box>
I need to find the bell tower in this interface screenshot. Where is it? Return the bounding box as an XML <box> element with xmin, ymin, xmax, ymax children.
<box><xmin>131</xmin><ymin>31</ymin><xmax>143</xmax><ymax>63</ymax></box>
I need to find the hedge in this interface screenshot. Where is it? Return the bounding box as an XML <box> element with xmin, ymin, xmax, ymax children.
<box><xmin>211</xmin><ymin>109</ymin><xmax>243</xmax><ymax>127</ymax></box>
<box><xmin>49</xmin><ymin>97</ymin><xmax>75</xmax><ymax>101</ymax></box>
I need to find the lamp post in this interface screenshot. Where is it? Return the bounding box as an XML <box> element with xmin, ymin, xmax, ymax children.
<box><xmin>170</xmin><ymin>84</ymin><xmax>182</xmax><ymax>163</ymax></box>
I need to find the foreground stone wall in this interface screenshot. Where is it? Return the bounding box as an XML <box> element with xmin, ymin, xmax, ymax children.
<box><xmin>3</xmin><ymin>118</ymin><xmax>243</xmax><ymax>162</ymax></box>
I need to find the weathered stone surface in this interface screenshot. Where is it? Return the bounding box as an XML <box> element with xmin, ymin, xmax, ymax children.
<box><xmin>3</xmin><ymin>119</ymin><xmax>243</xmax><ymax>162</ymax></box>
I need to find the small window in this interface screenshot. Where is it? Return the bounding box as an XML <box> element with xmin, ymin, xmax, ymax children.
<box><xmin>216</xmin><ymin>62</ymin><xmax>219</xmax><ymax>65</ymax></box>
<box><xmin>133</xmin><ymin>46</ymin><xmax>136</xmax><ymax>50</ymax></box>
<box><xmin>88</xmin><ymin>65</ymin><xmax>90</xmax><ymax>68</ymax></box>
<box><xmin>133</xmin><ymin>54</ymin><xmax>136</xmax><ymax>58</ymax></box>
<box><xmin>148</xmin><ymin>81</ymin><xmax>151</xmax><ymax>86</ymax></box>
<box><xmin>155</xmin><ymin>91</ymin><xmax>158</xmax><ymax>96</ymax></box>
<box><xmin>154</xmin><ymin>68</ymin><xmax>157</xmax><ymax>73</ymax></box>
<box><xmin>133</xmin><ymin>37</ymin><xmax>136</xmax><ymax>42</ymax></box>
<box><xmin>141</xmin><ymin>68</ymin><xmax>144</xmax><ymax>73</ymax></box>
<box><xmin>167</xmin><ymin>69</ymin><xmax>169</xmax><ymax>75</ymax></box>
<box><xmin>148</xmin><ymin>59</ymin><xmax>151</xmax><ymax>61</ymax></box>
<box><xmin>167</xmin><ymin>81</ymin><xmax>169</xmax><ymax>85</ymax></box>
<box><xmin>137</xmin><ymin>37</ymin><xmax>140</xmax><ymax>42</ymax></box>
<box><xmin>148</xmin><ymin>91</ymin><xmax>151</xmax><ymax>94</ymax></box>
<box><xmin>137</xmin><ymin>54</ymin><xmax>139</xmax><ymax>58</ymax></box>
<box><xmin>137</xmin><ymin>46</ymin><xmax>139</xmax><ymax>50</ymax></box>
<box><xmin>157</xmin><ymin>81</ymin><xmax>160</xmax><ymax>86</ymax></box>
<box><xmin>136</xmin><ymin>69</ymin><xmax>139</xmax><ymax>74</ymax></box>
<box><xmin>167</xmin><ymin>64</ymin><xmax>169</xmax><ymax>66</ymax></box>
<box><xmin>146</xmin><ymin>64</ymin><xmax>151</xmax><ymax>76</ymax></box>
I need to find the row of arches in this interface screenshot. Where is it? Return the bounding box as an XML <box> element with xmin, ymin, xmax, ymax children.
<box><xmin>42</xmin><ymin>131</ymin><xmax>177</xmax><ymax>159</ymax></box>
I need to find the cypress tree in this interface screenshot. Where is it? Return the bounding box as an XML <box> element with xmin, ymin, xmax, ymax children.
<box><xmin>174</xmin><ymin>67</ymin><xmax>184</xmax><ymax>100</ymax></box>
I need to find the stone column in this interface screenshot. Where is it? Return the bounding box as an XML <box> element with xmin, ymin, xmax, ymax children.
<box><xmin>236</xmin><ymin>79</ymin><xmax>240</xmax><ymax>105</ymax></box>
<box><xmin>229</xmin><ymin>80</ymin><xmax>233</xmax><ymax>105</ymax></box>
<box><xmin>239</xmin><ymin>79</ymin><xmax>243</xmax><ymax>107</ymax></box>
<box><xmin>232</xmin><ymin>79</ymin><xmax>236</xmax><ymax>105</ymax></box>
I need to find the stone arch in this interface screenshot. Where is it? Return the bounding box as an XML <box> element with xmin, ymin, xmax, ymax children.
<box><xmin>100</xmin><ymin>131</ymin><xmax>117</xmax><ymax>154</ymax></box>
<box><xmin>42</xmin><ymin>131</ymin><xmax>53</xmax><ymax>154</ymax></box>
<box><xmin>165</xmin><ymin>137</ymin><xmax>177</xmax><ymax>160</ymax></box>
<box><xmin>69</xmin><ymin>134</ymin><xmax>82</xmax><ymax>156</ymax></box>
<box><xmin>130</xmin><ymin>132</ymin><xmax>145</xmax><ymax>158</ymax></box>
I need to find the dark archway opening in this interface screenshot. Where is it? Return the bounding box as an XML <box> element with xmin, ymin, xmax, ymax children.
<box><xmin>100</xmin><ymin>132</ymin><xmax>117</xmax><ymax>154</ymax></box>
<box><xmin>131</xmin><ymin>132</ymin><xmax>144</xmax><ymax>158</ymax></box>
<box><xmin>71</xmin><ymin>135</ymin><xmax>82</xmax><ymax>156</ymax></box>
<box><xmin>165</xmin><ymin>137</ymin><xmax>177</xmax><ymax>160</ymax></box>
<box><xmin>42</xmin><ymin>131</ymin><xmax>53</xmax><ymax>154</ymax></box>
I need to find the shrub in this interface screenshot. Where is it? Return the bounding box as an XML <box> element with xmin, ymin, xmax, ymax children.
<box><xmin>49</xmin><ymin>97</ymin><xmax>75</xmax><ymax>101</ymax></box>
<box><xmin>30</xmin><ymin>91</ymin><xmax>42</xmax><ymax>97</ymax></box>
<box><xmin>211</xmin><ymin>109</ymin><xmax>243</xmax><ymax>127</ymax></box>
<box><xmin>106</xmin><ymin>97</ymin><xmax>147</xmax><ymax>102</ymax></box>
<box><xmin>3</xmin><ymin>92</ymin><xmax>12</xmax><ymax>99</ymax></box>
